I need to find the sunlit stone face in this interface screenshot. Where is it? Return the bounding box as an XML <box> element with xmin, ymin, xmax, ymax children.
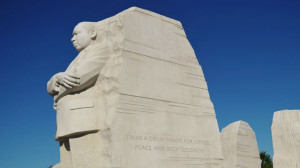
<box><xmin>71</xmin><ymin>23</ymin><xmax>92</xmax><ymax>52</ymax></box>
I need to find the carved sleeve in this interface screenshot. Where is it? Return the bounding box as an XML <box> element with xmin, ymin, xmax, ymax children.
<box><xmin>55</xmin><ymin>46</ymin><xmax>110</xmax><ymax>101</ymax></box>
<box><xmin>47</xmin><ymin>75</ymin><xmax>60</xmax><ymax>97</ymax></box>
<box><xmin>70</xmin><ymin>51</ymin><xmax>109</xmax><ymax>92</ymax></box>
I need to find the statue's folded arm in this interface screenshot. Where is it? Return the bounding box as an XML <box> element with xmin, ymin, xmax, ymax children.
<box><xmin>55</xmin><ymin>48</ymin><xmax>109</xmax><ymax>101</ymax></box>
<box><xmin>47</xmin><ymin>75</ymin><xmax>60</xmax><ymax>97</ymax></box>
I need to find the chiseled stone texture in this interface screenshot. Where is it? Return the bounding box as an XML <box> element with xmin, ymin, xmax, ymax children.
<box><xmin>221</xmin><ymin>121</ymin><xmax>261</xmax><ymax>168</ymax></box>
<box><xmin>105</xmin><ymin>7</ymin><xmax>223</xmax><ymax>168</ymax></box>
<box><xmin>272</xmin><ymin>110</ymin><xmax>300</xmax><ymax>168</ymax></box>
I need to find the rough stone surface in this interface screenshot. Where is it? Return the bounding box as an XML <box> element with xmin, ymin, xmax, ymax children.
<box><xmin>221</xmin><ymin>121</ymin><xmax>261</xmax><ymax>168</ymax></box>
<box><xmin>108</xmin><ymin>7</ymin><xmax>223</xmax><ymax>168</ymax></box>
<box><xmin>272</xmin><ymin>110</ymin><xmax>300</xmax><ymax>168</ymax></box>
<box><xmin>52</xmin><ymin>163</ymin><xmax>60</xmax><ymax>168</ymax></box>
<box><xmin>48</xmin><ymin>7</ymin><xmax>223</xmax><ymax>168</ymax></box>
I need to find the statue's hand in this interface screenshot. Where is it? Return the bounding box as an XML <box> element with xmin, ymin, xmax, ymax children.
<box><xmin>55</xmin><ymin>72</ymin><xmax>80</xmax><ymax>89</ymax></box>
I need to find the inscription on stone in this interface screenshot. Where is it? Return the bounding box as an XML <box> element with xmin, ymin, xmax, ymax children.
<box><xmin>126</xmin><ymin>134</ymin><xmax>210</xmax><ymax>154</ymax></box>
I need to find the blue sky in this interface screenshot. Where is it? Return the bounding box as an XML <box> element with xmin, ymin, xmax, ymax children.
<box><xmin>0</xmin><ymin>0</ymin><xmax>299</xmax><ymax>167</ymax></box>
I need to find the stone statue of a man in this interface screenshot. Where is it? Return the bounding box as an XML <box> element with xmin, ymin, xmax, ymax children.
<box><xmin>47</xmin><ymin>22</ymin><xmax>111</xmax><ymax>168</ymax></box>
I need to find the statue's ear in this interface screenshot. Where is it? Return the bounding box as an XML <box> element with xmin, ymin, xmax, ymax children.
<box><xmin>90</xmin><ymin>29</ymin><xmax>97</xmax><ymax>40</ymax></box>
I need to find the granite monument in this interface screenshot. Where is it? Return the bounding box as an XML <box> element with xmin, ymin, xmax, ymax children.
<box><xmin>272</xmin><ymin>110</ymin><xmax>300</xmax><ymax>168</ymax></box>
<box><xmin>47</xmin><ymin>7</ymin><xmax>223</xmax><ymax>168</ymax></box>
<box><xmin>221</xmin><ymin>121</ymin><xmax>261</xmax><ymax>168</ymax></box>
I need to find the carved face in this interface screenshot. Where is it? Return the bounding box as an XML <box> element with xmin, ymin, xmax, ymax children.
<box><xmin>71</xmin><ymin>23</ymin><xmax>93</xmax><ymax>52</ymax></box>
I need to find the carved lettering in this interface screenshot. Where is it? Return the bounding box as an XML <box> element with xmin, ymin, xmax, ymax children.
<box><xmin>127</xmin><ymin>134</ymin><xmax>209</xmax><ymax>154</ymax></box>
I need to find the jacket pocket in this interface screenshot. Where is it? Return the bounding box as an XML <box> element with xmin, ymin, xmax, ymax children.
<box><xmin>69</xmin><ymin>99</ymin><xmax>94</xmax><ymax>110</ymax></box>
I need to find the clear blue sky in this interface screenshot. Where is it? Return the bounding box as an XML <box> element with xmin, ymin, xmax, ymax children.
<box><xmin>0</xmin><ymin>0</ymin><xmax>299</xmax><ymax>167</ymax></box>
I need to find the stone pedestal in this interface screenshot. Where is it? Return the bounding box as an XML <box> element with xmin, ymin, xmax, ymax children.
<box><xmin>272</xmin><ymin>110</ymin><xmax>300</xmax><ymax>168</ymax></box>
<box><xmin>221</xmin><ymin>121</ymin><xmax>261</xmax><ymax>168</ymax></box>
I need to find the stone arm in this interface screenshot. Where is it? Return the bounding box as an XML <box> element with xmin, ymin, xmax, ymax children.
<box><xmin>55</xmin><ymin>47</ymin><xmax>109</xmax><ymax>102</ymax></box>
<box><xmin>47</xmin><ymin>75</ymin><xmax>60</xmax><ymax>97</ymax></box>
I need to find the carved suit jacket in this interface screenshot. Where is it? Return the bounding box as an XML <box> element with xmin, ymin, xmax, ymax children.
<box><xmin>47</xmin><ymin>44</ymin><xmax>110</xmax><ymax>140</ymax></box>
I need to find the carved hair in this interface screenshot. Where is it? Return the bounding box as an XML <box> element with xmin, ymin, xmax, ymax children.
<box><xmin>78</xmin><ymin>22</ymin><xmax>96</xmax><ymax>33</ymax></box>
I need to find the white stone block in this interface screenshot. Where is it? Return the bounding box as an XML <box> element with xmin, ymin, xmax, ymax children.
<box><xmin>221</xmin><ymin>121</ymin><xmax>261</xmax><ymax>168</ymax></box>
<box><xmin>272</xmin><ymin>110</ymin><xmax>300</xmax><ymax>168</ymax></box>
